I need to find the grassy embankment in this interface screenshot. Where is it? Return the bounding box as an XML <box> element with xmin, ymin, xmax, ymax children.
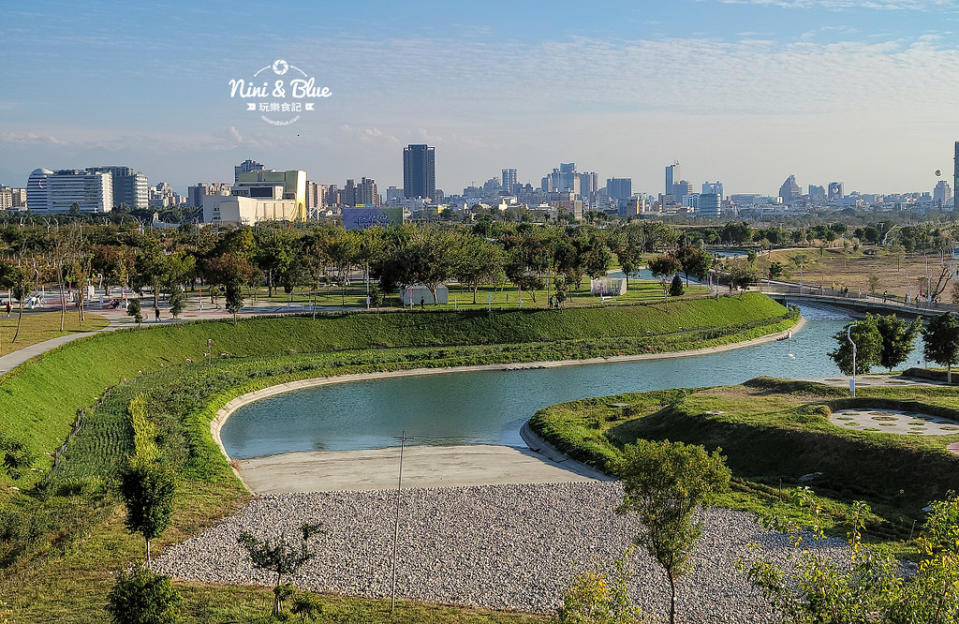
<box><xmin>0</xmin><ymin>311</ymin><xmax>108</xmax><ymax>355</ymax></box>
<box><xmin>530</xmin><ymin>377</ymin><xmax>959</xmax><ymax>553</ymax></box>
<box><xmin>0</xmin><ymin>293</ymin><xmax>794</xmax><ymax>623</ymax></box>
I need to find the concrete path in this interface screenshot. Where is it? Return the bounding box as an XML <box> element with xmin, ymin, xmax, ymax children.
<box><xmin>802</xmin><ymin>374</ymin><xmax>943</xmax><ymax>388</ymax></box>
<box><xmin>236</xmin><ymin>444</ymin><xmax>610</xmax><ymax>494</ymax></box>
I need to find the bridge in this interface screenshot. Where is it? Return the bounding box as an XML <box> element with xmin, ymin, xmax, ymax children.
<box><xmin>757</xmin><ymin>281</ymin><xmax>955</xmax><ymax>319</ymax></box>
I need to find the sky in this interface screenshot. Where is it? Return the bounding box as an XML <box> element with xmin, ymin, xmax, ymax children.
<box><xmin>2</xmin><ymin>0</ymin><xmax>959</xmax><ymax>198</ymax></box>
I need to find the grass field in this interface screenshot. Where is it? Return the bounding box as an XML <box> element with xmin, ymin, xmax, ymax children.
<box><xmin>765</xmin><ymin>246</ymin><xmax>957</xmax><ymax>299</ymax></box>
<box><xmin>0</xmin><ymin>311</ymin><xmax>108</xmax><ymax>355</ymax></box>
<box><xmin>0</xmin><ymin>293</ymin><xmax>794</xmax><ymax>622</ymax></box>
<box><xmin>529</xmin><ymin>377</ymin><xmax>959</xmax><ymax>553</ymax></box>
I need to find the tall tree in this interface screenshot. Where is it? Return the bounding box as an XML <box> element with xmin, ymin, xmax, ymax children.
<box><xmin>829</xmin><ymin>317</ymin><xmax>882</xmax><ymax>375</ymax></box>
<box><xmin>118</xmin><ymin>462</ymin><xmax>176</xmax><ymax>568</ymax></box>
<box><xmin>875</xmin><ymin>314</ymin><xmax>920</xmax><ymax>372</ymax></box>
<box><xmin>924</xmin><ymin>313</ymin><xmax>959</xmax><ymax>383</ymax></box>
<box><xmin>615</xmin><ymin>440</ymin><xmax>730</xmax><ymax>624</ymax></box>
<box><xmin>454</xmin><ymin>234</ymin><xmax>505</xmax><ymax>304</ymax></box>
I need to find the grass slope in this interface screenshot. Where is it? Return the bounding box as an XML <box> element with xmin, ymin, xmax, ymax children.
<box><xmin>530</xmin><ymin>377</ymin><xmax>959</xmax><ymax>548</ymax></box>
<box><xmin>0</xmin><ymin>292</ymin><xmax>789</xmax><ymax>482</ymax></box>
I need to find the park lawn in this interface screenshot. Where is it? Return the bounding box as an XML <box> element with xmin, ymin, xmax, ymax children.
<box><xmin>0</xmin><ymin>311</ymin><xmax>108</xmax><ymax>355</ymax></box>
<box><xmin>765</xmin><ymin>246</ymin><xmax>954</xmax><ymax>299</ymax></box>
<box><xmin>529</xmin><ymin>377</ymin><xmax>959</xmax><ymax>554</ymax></box>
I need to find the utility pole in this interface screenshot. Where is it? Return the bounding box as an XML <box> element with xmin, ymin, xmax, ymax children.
<box><xmin>391</xmin><ymin>430</ymin><xmax>413</xmax><ymax>614</ymax></box>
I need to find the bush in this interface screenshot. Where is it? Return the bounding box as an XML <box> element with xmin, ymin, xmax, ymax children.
<box><xmin>105</xmin><ymin>564</ymin><xmax>181</xmax><ymax>624</ymax></box>
<box><xmin>669</xmin><ymin>274</ymin><xmax>684</xmax><ymax>297</ymax></box>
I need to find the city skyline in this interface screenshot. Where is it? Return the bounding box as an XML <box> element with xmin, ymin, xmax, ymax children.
<box><xmin>2</xmin><ymin>1</ymin><xmax>959</xmax><ymax>196</ymax></box>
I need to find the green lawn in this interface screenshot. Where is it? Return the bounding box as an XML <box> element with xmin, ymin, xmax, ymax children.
<box><xmin>529</xmin><ymin>377</ymin><xmax>959</xmax><ymax>553</ymax></box>
<box><xmin>0</xmin><ymin>311</ymin><xmax>108</xmax><ymax>355</ymax></box>
<box><xmin>0</xmin><ymin>293</ymin><xmax>794</xmax><ymax>622</ymax></box>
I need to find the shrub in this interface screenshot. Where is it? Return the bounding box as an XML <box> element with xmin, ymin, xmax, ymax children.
<box><xmin>105</xmin><ymin>563</ymin><xmax>181</xmax><ymax>624</ymax></box>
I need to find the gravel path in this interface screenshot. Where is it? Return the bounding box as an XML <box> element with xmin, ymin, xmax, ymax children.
<box><xmin>156</xmin><ymin>482</ymin><xmax>844</xmax><ymax>623</ymax></box>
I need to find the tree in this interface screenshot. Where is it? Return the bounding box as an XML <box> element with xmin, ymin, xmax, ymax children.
<box><xmin>829</xmin><ymin>317</ymin><xmax>882</xmax><ymax>375</ymax></box>
<box><xmin>556</xmin><ymin>550</ymin><xmax>642</xmax><ymax>624</ymax></box>
<box><xmin>669</xmin><ymin>273</ymin><xmax>684</xmax><ymax>297</ymax></box>
<box><xmin>204</xmin><ymin>253</ymin><xmax>255</xmax><ymax>324</ymax></box>
<box><xmin>648</xmin><ymin>255</ymin><xmax>682</xmax><ymax>310</ymax></box>
<box><xmin>118</xmin><ymin>462</ymin><xmax>176</xmax><ymax>567</ymax></box>
<box><xmin>168</xmin><ymin>287</ymin><xmax>185</xmax><ymax>319</ymax></box>
<box><xmin>127</xmin><ymin>297</ymin><xmax>143</xmax><ymax>325</ymax></box>
<box><xmin>676</xmin><ymin>246</ymin><xmax>712</xmax><ymax>286</ymax></box>
<box><xmin>867</xmin><ymin>274</ymin><xmax>881</xmax><ymax>295</ymax></box>
<box><xmin>725</xmin><ymin>261</ymin><xmax>760</xmax><ymax>294</ymax></box>
<box><xmin>454</xmin><ymin>235</ymin><xmax>504</xmax><ymax>304</ymax></box>
<box><xmin>615</xmin><ymin>440</ymin><xmax>730</xmax><ymax>624</ymax></box>
<box><xmin>924</xmin><ymin>313</ymin><xmax>959</xmax><ymax>383</ymax></box>
<box><xmin>6</xmin><ymin>264</ymin><xmax>33</xmax><ymax>344</ymax></box>
<box><xmin>224</xmin><ymin>281</ymin><xmax>244</xmax><ymax>325</ymax></box>
<box><xmin>238</xmin><ymin>522</ymin><xmax>325</xmax><ymax>617</ymax></box>
<box><xmin>106</xmin><ymin>563</ymin><xmax>181</xmax><ymax>624</ymax></box>
<box><xmin>875</xmin><ymin>314</ymin><xmax>920</xmax><ymax>372</ymax></box>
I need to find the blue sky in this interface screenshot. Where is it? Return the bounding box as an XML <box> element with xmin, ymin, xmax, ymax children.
<box><xmin>2</xmin><ymin>0</ymin><xmax>959</xmax><ymax>197</ymax></box>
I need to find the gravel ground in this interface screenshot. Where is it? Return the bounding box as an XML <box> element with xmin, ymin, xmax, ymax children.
<box><xmin>156</xmin><ymin>482</ymin><xmax>845</xmax><ymax>623</ymax></box>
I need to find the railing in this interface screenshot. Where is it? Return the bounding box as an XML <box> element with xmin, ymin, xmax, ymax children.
<box><xmin>757</xmin><ymin>281</ymin><xmax>959</xmax><ymax>315</ymax></box>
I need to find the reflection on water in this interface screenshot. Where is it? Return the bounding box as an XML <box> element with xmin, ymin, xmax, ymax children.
<box><xmin>220</xmin><ymin>304</ymin><xmax>889</xmax><ymax>459</ymax></box>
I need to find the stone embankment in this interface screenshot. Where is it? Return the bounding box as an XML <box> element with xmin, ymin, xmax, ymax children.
<box><xmin>157</xmin><ymin>482</ymin><xmax>844</xmax><ymax>623</ymax></box>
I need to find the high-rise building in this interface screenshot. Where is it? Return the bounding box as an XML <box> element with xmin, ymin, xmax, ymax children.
<box><xmin>828</xmin><ymin>182</ymin><xmax>844</xmax><ymax>201</ymax></box>
<box><xmin>702</xmin><ymin>181</ymin><xmax>723</xmax><ymax>199</ymax></box>
<box><xmin>665</xmin><ymin>161</ymin><xmax>680</xmax><ymax>197</ymax></box>
<box><xmin>606</xmin><ymin>178</ymin><xmax>632</xmax><ymax>206</ymax></box>
<box><xmin>674</xmin><ymin>180</ymin><xmax>693</xmax><ymax>200</ymax></box>
<box><xmin>87</xmin><ymin>166</ymin><xmax>148</xmax><ymax>210</ymax></box>
<box><xmin>809</xmin><ymin>184</ymin><xmax>826</xmax><ymax>203</ymax></box>
<box><xmin>355</xmin><ymin>177</ymin><xmax>379</xmax><ymax>206</ymax></box>
<box><xmin>187</xmin><ymin>182</ymin><xmax>232</xmax><ymax>208</ymax></box>
<box><xmin>0</xmin><ymin>186</ymin><xmax>27</xmax><ymax>210</ymax></box>
<box><xmin>502</xmin><ymin>169</ymin><xmax>517</xmax><ymax>194</ymax></box>
<box><xmin>27</xmin><ymin>169</ymin><xmax>113</xmax><ymax>213</ymax></box>
<box><xmin>403</xmin><ymin>144</ymin><xmax>435</xmax><ymax>199</ymax></box>
<box><xmin>779</xmin><ymin>175</ymin><xmax>801</xmax><ymax>203</ymax></box>
<box><xmin>698</xmin><ymin>193</ymin><xmax>722</xmax><ymax>218</ymax></box>
<box><xmin>934</xmin><ymin>180</ymin><xmax>952</xmax><ymax>207</ymax></box>
<box><xmin>234</xmin><ymin>169</ymin><xmax>307</xmax><ymax>220</ymax></box>
<box><xmin>305</xmin><ymin>180</ymin><xmax>327</xmax><ymax>217</ymax></box>
<box><xmin>234</xmin><ymin>159</ymin><xmax>264</xmax><ymax>184</ymax></box>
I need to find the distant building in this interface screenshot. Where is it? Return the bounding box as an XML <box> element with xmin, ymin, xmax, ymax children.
<box><xmin>354</xmin><ymin>177</ymin><xmax>380</xmax><ymax>206</ymax></box>
<box><xmin>809</xmin><ymin>184</ymin><xmax>826</xmax><ymax>203</ymax></box>
<box><xmin>234</xmin><ymin>169</ymin><xmax>307</xmax><ymax>220</ymax></box>
<box><xmin>606</xmin><ymin>178</ymin><xmax>632</xmax><ymax>206</ymax></box>
<box><xmin>187</xmin><ymin>182</ymin><xmax>232</xmax><ymax>208</ymax></box>
<box><xmin>87</xmin><ymin>166</ymin><xmax>148</xmax><ymax>210</ymax></box>
<box><xmin>202</xmin><ymin>195</ymin><xmax>297</xmax><ymax>225</ymax></box>
<box><xmin>954</xmin><ymin>141</ymin><xmax>959</xmax><ymax>211</ymax></box>
<box><xmin>342</xmin><ymin>206</ymin><xmax>404</xmax><ymax>230</ymax></box>
<box><xmin>403</xmin><ymin>144</ymin><xmax>435</xmax><ymax>199</ymax></box>
<box><xmin>386</xmin><ymin>186</ymin><xmax>404</xmax><ymax>205</ymax></box>
<box><xmin>701</xmin><ymin>181</ymin><xmax>723</xmax><ymax>199</ymax></box>
<box><xmin>828</xmin><ymin>181</ymin><xmax>844</xmax><ymax>201</ymax></box>
<box><xmin>149</xmin><ymin>182</ymin><xmax>181</xmax><ymax>208</ymax></box>
<box><xmin>305</xmin><ymin>180</ymin><xmax>327</xmax><ymax>217</ymax></box>
<box><xmin>699</xmin><ymin>193</ymin><xmax>721</xmax><ymax>217</ymax></box>
<box><xmin>26</xmin><ymin>169</ymin><xmax>113</xmax><ymax>213</ymax></box>
<box><xmin>934</xmin><ymin>180</ymin><xmax>952</xmax><ymax>207</ymax></box>
<box><xmin>778</xmin><ymin>175</ymin><xmax>801</xmax><ymax>203</ymax></box>
<box><xmin>665</xmin><ymin>161</ymin><xmax>680</xmax><ymax>197</ymax></box>
<box><xmin>234</xmin><ymin>159</ymin><xmax>264</xmax><ymax>184</ymax></box>
<box><xmin>502</xmin><ymin>168</ymin><xmax>517</xmax><ymax>194</ymax></box>
<box><xmin>0</xmin><ymin>186</ymin><xmax>27</xmax><ymax>210</ymax></box>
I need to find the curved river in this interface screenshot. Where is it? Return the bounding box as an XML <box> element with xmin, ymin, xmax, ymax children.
<box><xmin>220</xmin><ymin>304</ymin><xmax>922</xmax><ymax>459</ymax></box>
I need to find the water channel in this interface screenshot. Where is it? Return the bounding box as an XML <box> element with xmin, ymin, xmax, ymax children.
<box><xmin>220</xmin><ymin>304</ymin><xmax>923</xmax><ymax>459</ymax></box>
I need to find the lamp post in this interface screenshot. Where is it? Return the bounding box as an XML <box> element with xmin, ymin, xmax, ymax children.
<box><xmin>846</xmin><ymin>323</ymin><xmax>857</xmax><ymax>397</ymax></box>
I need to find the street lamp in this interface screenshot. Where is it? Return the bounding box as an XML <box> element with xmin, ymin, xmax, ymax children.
<box><xmin>846</xmin><ymin>323</ymin><xmax>857</xmax><ymax>397</ymax></box>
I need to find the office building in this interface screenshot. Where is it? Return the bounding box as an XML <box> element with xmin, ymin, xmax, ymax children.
<box><xmin>809</xmin><ymin>184</ymin><xmax>826</xmax><ymax>203</ymax></box>
<box><xmin>26</xmin><ymin>169</ymin><xmax>113</xmax><ymax>213</ymax></box>
<box><xmin>234</xmin><ymin>169</ymin><xmax>307</xmax><ymax>220</ymax></box>
<box><xmin>779</xmin><ymin>175</ymin><xmax>801</xmax><ymax>203</ymax></box>
<box><xmin>606</xmin><ymin>178</ymin><xmax>632</xmax><ymax>206</ymax></box>
<box><xmin>0</xmin><ymin>186</ymin><xmax>27</xmax><ymax>210</ymax></box>
<box><xmin>234</xmin><ymin>159</ymin><xmax>264</xmax><ymax>184</ymax></box>
<box><xmin>828</xmin><ymin>182</ymin><xmax>844</xmax><ymax>201</ymax></box>
<box><xmin>954</xmin><ymin>141</ymin><xmax>959</xmax><ymax>211</ymax></box>
<box><xmin>354</xmin><ymin>177</ymin><xmax>380</xmax><ymax>206</ymax></box>
<box><xmin>403</xmin><ymin>144</ymin><xmax>435</xmax><ymax>199</ymax></box>
<box><xmin>665</xmin><ymin>162</ymin><xmax>680</xmax><ymax>197</ymax></box>
<box><xmin>149</xmin><ymin>182</ymin><xmax>181</xmax><ymax>208</ymax></box>
<box><xmin>88</xmin><ymin>166</ymin><xmax>148</xmax><ymax>210</ymax></box>
<box><xmin>502</xmin><ymin>169</ymin><xmax>517</xmax><ymax>194</ymax></box>
<box><xmin>305</xmin><ymin>180</ymin><xmax>327</xmax><ymax>217</ymax></box>
<box><xmin>934</xmin><ymin>180</ymin><xmax>952</xmax><ymax>207</ymax></box>
<box><xmin>699</xmin><ymin>193</ymin><xmax>721</xmax><ymax>218</ymax></box>
<box><xmin>702</xmin><ymin>181</ymin><xmax>723</xmax><ymax>199</ymax></box>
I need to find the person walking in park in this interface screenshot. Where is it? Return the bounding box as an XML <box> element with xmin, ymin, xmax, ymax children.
<box><xmin>420</xmin><ymin>297</ymin><xmax>425</xmax><ymax>309</ymax></box>
<box><xmin>154</xmin><ymin>307</ymin><xmax>160</xmax><ymax>322</ymax></box>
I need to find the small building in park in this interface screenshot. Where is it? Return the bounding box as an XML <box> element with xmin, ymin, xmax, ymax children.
<box><xmin>399</xmin><ymin>284</ymin><xmax>449</xmax><ymax>305</ymax></box>
<box><xmin>590</xmin><ymin>277</ymin><xmax>627</xmax><ymax>296</ymax></box>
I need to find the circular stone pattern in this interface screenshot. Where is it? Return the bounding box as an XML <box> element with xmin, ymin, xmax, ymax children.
<box><xmin>829</xmin><ymin>409</ymin><xmax>959</xmax><ymax>436</ymax></box>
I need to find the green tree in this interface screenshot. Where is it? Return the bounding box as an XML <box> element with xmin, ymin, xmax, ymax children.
<box><xmin>725</xmin><ymin>261</ymin><xmax>760</xmax><ymax>293</ymax></box>
<box><xmin>167</xmin><ymin>287</ymin><xmax>185</xmax><ymax>319</ymax></box>
<box><xmin>127</xmin><ymin>297</ymin><xmax>143</xmax><ymax>325</ymax></box>
<box><xmin>829</xmin><ymin>317</ymin><xmax>882</xmax><ymax>375</ymax></box>
<box><xmin>875</xmin><ymin>314</ymin><xmax>920</xmax><ymax>372</ymax></box>
<box><xmin>224</xmin><ymin>282</ymin><xmax>244</xmax><ymax>325</ymax></box>
<box><xmin>6</xmin><ymin>264</ymin><xmax>33</xmax><ymax>344</ymax></box>
<box><xmin>676</xmin><ymin>246</ymin><xmax>712</xmax><ymax>286</ymax></box>
<box><xmin>454</xmin><ymin>234</ymin><xmax>505</xmax><ymax>304</ymax></box>
<box><xmin>615</xmin><ymin>440</ymin><xmax>730</xmax><ymax>624</ymax></box>
<box><xmin>238</xmin><ymin>523</ymin><xmax>325</xmax><ymax>617</ymax></box>
<box><xmin>118</xmin><ymin>462</ymin><xmax>176</xmax><ymax>567</ymax></box>
<box><xmin>669</xmin><ymin>273</ymin><xmax>684</xmax><ymax>297</ymax></box>
<box><xmin>924</xmin><ymin>313</ymin><xmax>959</xmax><ymax>383</ymax></box>
<box><xmin>106</xmin><ymin>563</ymin><xmax>181</xmax><ymax>624</ymax></box>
